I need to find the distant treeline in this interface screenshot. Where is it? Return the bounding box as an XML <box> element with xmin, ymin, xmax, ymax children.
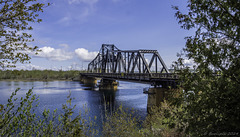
<box><xmin>0</xmin><ymin>70</ymin><xmax>86</xmax><ymax>81</ymax></box>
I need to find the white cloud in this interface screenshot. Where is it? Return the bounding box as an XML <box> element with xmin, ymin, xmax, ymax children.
<box><xmin>58</xmin><ymin>16</ymin><xmax>71</xmax><ymax>25</ymax></box>
<box><xmin>57</xmin><ymin>6</ymin><xmax>93</xmax><ymax>25</ymax></box>
<box><xmin>68</xmin><ymin>0</ymin><xmax>98</xmax><ymax>5</ymax></box>
<box><xmin>35</xmin><ymin>46</ymin><xmax>73</xmax><ymax>61</ymax></box>
<box><xmin>183</xmin><ymin>59</ymin><xmax>195</xmax><ymax>67</ymax></box>
<box><xmin>57</xmin><ymin>0</ymin><xmax>99</xmax><ymax>26</ymax></box>
<box><xmin>75</xmin><ymin>48</ymin><xmax>98</xmax><ymax>62</ymax></box>
<box><xmin>16</xmin><ymin>64</ymin><xmax>46</xmax><ymax>70</ymax></box>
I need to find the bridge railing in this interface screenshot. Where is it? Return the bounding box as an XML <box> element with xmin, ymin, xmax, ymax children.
<box><xmin>81</xmin><ymin>72</ymin><xmax>179</xmax><ymax>80</ymax></box>
<box><xmin>82</xmin><ymin>73</ymin><xmax>150</xmax><ymax>80</ymax></box>
<box><xmin>151</xmin><ymin>73</ymin><xmax>179</xmax><ymax>79</ymax></box>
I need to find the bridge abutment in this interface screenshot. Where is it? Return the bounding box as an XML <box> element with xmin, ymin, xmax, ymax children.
<box><xmin>99</xmin><ymin>79</ymin><xmax>118</xmax><ymax>91</ymax></box>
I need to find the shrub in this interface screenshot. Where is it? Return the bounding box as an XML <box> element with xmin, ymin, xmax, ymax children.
<box><xmin>0</xmin><ymin>88</ymin><xmax>98</xmax><ymax>136</ymax></box>
<box><xmin>102</xmin><ymin>105</ymin><xmax>143</xmax><ymax>137</ymax></box>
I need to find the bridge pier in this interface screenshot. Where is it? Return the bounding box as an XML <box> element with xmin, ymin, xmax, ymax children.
<box><xmin>99</xmin><ymin>79</ymin><xmax>118</xmax><ymax>91</ymax></box>
<box><xmin>147</xmin><ymin>87</ymin><xmax>170</xmax><ymax>113</ymax></box>
<box><xmin>81</xmin><ymin>77</ymin><xmax>97</xmax><ymax>86</ymax></box>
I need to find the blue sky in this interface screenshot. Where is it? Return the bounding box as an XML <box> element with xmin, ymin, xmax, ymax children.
<box><xmin>17</xmin><ymin>0</ymin><xmax>193</xmax><ymax>70</ymax></box>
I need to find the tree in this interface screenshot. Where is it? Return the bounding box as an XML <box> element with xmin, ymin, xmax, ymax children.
<box><xmin>173</xmin><ymin>0</ymin><xmax>240</xmax><ymax>136</ymax></box>
<box><xmin>0</xmin><ymin>0</ymin><xmax>49</xmax><ymax>68</ymax></box>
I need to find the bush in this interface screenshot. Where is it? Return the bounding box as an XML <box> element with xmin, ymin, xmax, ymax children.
<box><xmin>0</xmin><ymin>88</ymin><xmax>98</xmax><ymax>136</ymax></box>
<box><xmin>0</xmin><ymin>88</ymin><xmax>186</xmax><ymax>137</ymax></box>
<box><xmin>102</xmin><ymin>105</ymin><xmax>143</xmax><ymax>137</ymax></box>
<box><xmin>143</xmin><ymin>100</ymin><xmax>186</xmax><ymax>137</ymax></box>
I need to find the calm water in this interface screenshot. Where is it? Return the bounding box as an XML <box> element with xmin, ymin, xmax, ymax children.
<box><xmin>0</xmin><ymin>80</ymin><xmax>149</xmax><ymax>132</ymax></box>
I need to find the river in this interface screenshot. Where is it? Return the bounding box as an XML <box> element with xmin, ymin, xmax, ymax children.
<box><xmin>0</xmin><ymin>80</ymin><xmax>149</xmax><ymax>133</ymax></box>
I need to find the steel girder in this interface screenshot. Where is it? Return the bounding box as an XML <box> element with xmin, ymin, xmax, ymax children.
<box><xmin>87</xmin><ymin>44</ymin><xmax>169</xmax><ymax>74</ymax></box>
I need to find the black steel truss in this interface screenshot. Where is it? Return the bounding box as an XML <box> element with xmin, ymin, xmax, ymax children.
<box><xmin>88</xmin><ymin>44</ymin><xmax>169</xmax><ymax>75</ymax></box>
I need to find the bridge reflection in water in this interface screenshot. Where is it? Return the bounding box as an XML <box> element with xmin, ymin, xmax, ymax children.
<box><xmin>80</xmin><ymin>44</ymin><xmax>179</xmax><ymax>112</ymax></box>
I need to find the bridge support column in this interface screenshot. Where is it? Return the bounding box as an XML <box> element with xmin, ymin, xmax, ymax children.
<box><xmin>81</xmin><ymin>77</ymin><xmax>97</xmax><ymax>86</ymax></box>
<box><xmin>147</xmin><ymin>87</ymin><xmax>169</xmax><ymax>113</ymax></box>
<box><xmin>99</xmin><ymin>79</ymin><xmax>118</xmax><ymax>91</ymax></box>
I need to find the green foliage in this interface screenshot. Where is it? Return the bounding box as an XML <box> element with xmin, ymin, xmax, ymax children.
<box><xmin>0</xmin><ymin>88</ymin><xmax>39</xmax><ymax>136</ymax></box>
<box><xmin>0</xmin><ymin>0</ymin><xmax>49</xmax><ymax>68</ymax></box>
<box><xmin>0</xmin><ymin>70</ymin><xmax>84</xmax><ymax>80</ymax></box>
<box><xmin>102</xmin><ymin>105</ymin><xmax>143</xmax><ymax>137</ymax></box>
<box><xmin>102</xmin><ymin>100</ymin><xmax>185</xmax><ymax>137</ymax></box>
<box><xmin>0</xmin><ymin>87</ymin><xmax>186</xmax><ymax>137</ymax></box>
<box><xmin>0</xmin><ymin>89</ymin><xmax>98</xmax><ymax>136</ymax></box>
<box><xmin>142</xmin><ymin>100</ymin><xmax>186</xmax><ymax>137</ymax></box>
<box><xmin>172</xmin><ymin>0</ymin><xmax>240</xmax><ymax>136</ymax></box>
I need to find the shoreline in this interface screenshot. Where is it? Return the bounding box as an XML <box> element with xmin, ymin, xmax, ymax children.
<box><xmin>0</xmin><ymin>78</ymin><xmax>76</xmax><ymax>82</ymax></box>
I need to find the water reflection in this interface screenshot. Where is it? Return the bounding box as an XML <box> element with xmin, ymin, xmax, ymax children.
<box><xmin>0</xmin><ymin>80</ymin><xmax>148</xmax><ymax>133</ymax></box>
<box><xmin>100</xmin><ymin>90</ymin><xmax>117</xmax><ymax>113</ymax></box>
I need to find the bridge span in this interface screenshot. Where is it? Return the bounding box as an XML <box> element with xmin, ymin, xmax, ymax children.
<box><xmin>80</xmin><ymin>44</ymin><xmax>179</xmax><ymax>88</ymax></box>
<box><xmin>80</xmin><ymin>44</ymin><xmax>179</xmax><ymax>111</ymax></box>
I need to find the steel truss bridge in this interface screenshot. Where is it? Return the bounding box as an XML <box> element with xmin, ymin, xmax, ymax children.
<box><xmin>81</xmin><ymin>44</ymin><xmax>178</xmax><ymax>88</ymax></box>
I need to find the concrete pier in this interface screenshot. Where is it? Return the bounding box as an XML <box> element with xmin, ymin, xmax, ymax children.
<box><xmin>99</xmin><ymin>79</ymin><xmax>118</xmax><ymax>91</ymax></box>
<box><xmin>81</xmin><ymin>77</ymin><xmax>97</xmax><ymax>86</ymax></box>
<box><xmin>147</xmin><ymin>87</ymin><xmax>169</xmax><ymax>113</ymax></box>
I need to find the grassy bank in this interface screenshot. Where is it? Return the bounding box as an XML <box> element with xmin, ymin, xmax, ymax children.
<box><xmin>0</xmin><ymin>70</ymin><xmax>86</xmax><ymax>81</ymax></box>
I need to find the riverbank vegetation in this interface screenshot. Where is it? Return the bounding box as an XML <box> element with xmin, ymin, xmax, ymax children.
<box><xmin>1</xmin><ymin>0</ymin><xmax>239</xmax><ymax>136</ymax></box>
<box><xmin>0</xmin><ymin>89</ymin><xmax>98</xmax><ymax>136</ymax></box>
<box><xmin>170</xmin><ymin>0</ymin><xmax>240</xmax><ymax>136</ymax></box>
<box><xmin>0</xmin><ymin>88</ymin><xmax>182</xmax><ymax>137</ymax></box>
<box><xmin>0</xmin><ymin>70</ymin><xmax>85</xmax><ymax>81</ymax></box>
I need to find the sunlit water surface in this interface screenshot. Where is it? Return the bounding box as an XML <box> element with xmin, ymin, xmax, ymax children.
<box><xmin>0</xmin><ymin>80</ymin><xmax>150</xmax><ymax>133</ymax></box>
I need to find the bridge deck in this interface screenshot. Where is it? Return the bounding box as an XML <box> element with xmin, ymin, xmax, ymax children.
<box><xmin>80</xmin><ymin>73</ymin><xmax>179</xmax><ymax>87</ymax></box>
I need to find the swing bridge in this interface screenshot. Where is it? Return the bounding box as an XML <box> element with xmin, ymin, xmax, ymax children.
<box><xmin>80</xmin><ymin>44</ymin><xmax>178</xmax><ymax>88</ymax></box>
